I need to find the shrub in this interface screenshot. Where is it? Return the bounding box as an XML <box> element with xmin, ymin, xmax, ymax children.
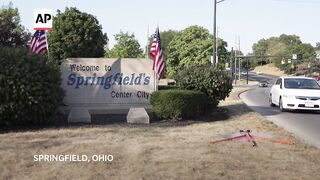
<box><xmin>150</xmin><ymin>89</ymin><xmax>207</xmax><ymax>120</ymax></box>
<box><xmin>0</xmin><ymin>47</ymin><xmax>64</xmax><ymax>126</ymax></box>
<box><xmin>279</xmin><ymin>64</ymin><xmax>296</xmax><ymax>75</ymax></box>
<box><xmin>176</xmin><ymin>64</ymin><xmax>232</xmax><ymax>108</ymax></box>
<box><xmin>158</xmin><ymin>85</ymin><xmax>178</xmax><ymax>90</ymax></box>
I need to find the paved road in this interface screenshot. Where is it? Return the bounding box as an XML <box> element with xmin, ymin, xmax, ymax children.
<box><xmin>239</xmin><ymin>73</ymin><xmax>320</xmax><ymax>148</ymax></box>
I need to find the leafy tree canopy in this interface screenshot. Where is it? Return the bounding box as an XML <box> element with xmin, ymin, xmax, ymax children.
<box><xmin>147</xmin><ymin>29</ymin><xmax>179</xmax><ymax>58</ymax></box>
<box><xmin>316</xmin><ymin>42</ymin><xmax>320</xmax><ymax>50</ymax></box>
<box><xmin>0</xmin><ymin>2</ymin><xmax>30</xmax><ymax>47</ymax></box>
<box><xmin>106</xmin><ymin>31</ymin><xmax>143</xmax><ymax>58</ymax></box>
<box><xmin>47</xmin><ymin>7</ymin><xmax>108</xmax><ymax>61</ymax></box>
<box><xmin>159</xmin><ymin>30</ymin><xmax>179</xmax><ymax>55</ymax></box>
<box><xmin>252</xmin><ymin>34</ymin><xmax>315</xmax><ymax>72</ymax></box>
<box><xmin>166</xmin><ymin>25</ymin><xmax>228</xmax><ymax>78</ymax></box>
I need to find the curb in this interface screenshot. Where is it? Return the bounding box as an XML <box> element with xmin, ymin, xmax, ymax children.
<box><xmin>237</xmin><ymin>88</ymin><xmax>254</xmax><ymax>100</ymax></box>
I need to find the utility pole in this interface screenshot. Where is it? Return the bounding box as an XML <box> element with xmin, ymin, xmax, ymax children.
<box><xmin>212</xmin><ymin>0</ymin><xmax>226</xmax><ymax>67</ymax></box>
<box><xmin>246</xmin><ymin>58</ymin><xmax>249</xmax><ymax>84</ymax></box>
<box><xmin>238</xmin><ymin>36</ymin><xmax>241</xmax><ymax>81</ymax></box>
<box><xmin>213</xmin><ymin>0</ymin><xmax>217</xmax><ymax>66</ymax></box>
<box><xmin>216</xmin><ymin>27</ymin><xmax>219</xmax><ymax>64</ymax></box>
<box><xmin>234</xmin><ymin>50</ymin><xmax>237</xmax><ymax>85</ymax></box>
<box><xmin>230</xmin><ymin>47</ymin><xmax>234</xmax><ymax>80</ymax></box>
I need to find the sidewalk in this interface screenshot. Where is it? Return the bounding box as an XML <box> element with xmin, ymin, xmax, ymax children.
<box><xmin>232</xmin><ymin>79</ymin><xmax>258</xmax><ymax>87</ymax></box>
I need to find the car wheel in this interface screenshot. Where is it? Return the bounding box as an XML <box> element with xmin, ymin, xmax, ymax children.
<box><xmin>279</xmin><ymin>97</ymin><xmax>286</xmax><ymax>112</ymax></box>
<box><xmin>269</xmin><ymin>94</ymin><xmax>275</xmax><ymax>107</ymax></box>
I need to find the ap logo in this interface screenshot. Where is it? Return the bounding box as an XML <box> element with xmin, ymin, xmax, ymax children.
<box><xmin>34</xmin><ymin>9</ymin><xmax>53</xmax><ymax>30</ymax></box>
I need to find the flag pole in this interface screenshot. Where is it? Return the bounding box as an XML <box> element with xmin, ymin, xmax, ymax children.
<box><xmin>156</xmin><ymin>23</ymin><xmax>159</xmax><ymax>90</ymax></box>
<box><xmin>146</xmin><ymin>25</ymin><xmax>149</xmax><ymax>59</ymax></box>
<box><xmin>45</xmin><ymin>30</ymin><xmax>50</xmax><ymax>60</ymax></box>
<box><xmin>150</xmin><ymin>24</ymin><xmax>164</xmax><ymax>91</ymax></box>
<box><xmin>155</xmin><ymin>70</ymin><xmax>158</xmax><ymax>91</ymax></box>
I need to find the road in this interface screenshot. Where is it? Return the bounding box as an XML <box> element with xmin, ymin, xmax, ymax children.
<box><xmin>239</xmin><ymin>72</ymin><xmax>320</xmax><ymax>148</ymax></box>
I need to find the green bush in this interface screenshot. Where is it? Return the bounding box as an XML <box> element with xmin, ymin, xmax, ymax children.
<box><xmin>0</xmin><ymin>47</ymin><xmax>64</xmax><ymax>126</ymax></box>
<box><xmin>150</xmin><ymin>89</ymin><xmax>207</xmax><ymax>120</ymax></box>
<box><xmin>176</xmin><ymin>65</ymin><xmax>232</xmax><ymax>108</ymax></box>
<box><xmin>158</xmin><ymin>85</ymin><xmax>178</xmax><ymax>90</ymax></box>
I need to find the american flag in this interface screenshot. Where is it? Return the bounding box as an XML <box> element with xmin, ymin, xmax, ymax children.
<box><xmin>29</xmin><ymin>30</ymin><xmax>48</xmax><ymax>54</ymax></box>
<box><xmin>149</xmin><ymin>27</ymin><xmax>164</xmax><ymax>79</ymax></box>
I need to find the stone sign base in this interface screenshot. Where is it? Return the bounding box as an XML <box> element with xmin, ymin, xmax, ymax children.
<box><xmin>68</xmin><ymin>107</ymin><xmax>91</xmax><ymax>123</ymax></box>
<box><xmin>127</xmin><ymin>108</ymin><xmax>150</xmax><ymax>124</ymax></box>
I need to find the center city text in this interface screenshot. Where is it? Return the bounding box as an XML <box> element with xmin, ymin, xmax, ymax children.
<box><xmin>111</xmin><ymin>91</ymin><xmax>149</xmax><ymax>100</ymax></box>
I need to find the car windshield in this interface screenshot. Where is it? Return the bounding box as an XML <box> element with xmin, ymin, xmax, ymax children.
<box><xmin>284</xmin><ymin>78</ymin><xmax>320</xmax><ymax>89</ymax></box>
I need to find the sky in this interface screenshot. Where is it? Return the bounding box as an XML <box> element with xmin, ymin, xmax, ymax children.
<box><xmin>1</xmin><ymin>0</ymin><xmax>320</xmax><ymax>54</ymax></box>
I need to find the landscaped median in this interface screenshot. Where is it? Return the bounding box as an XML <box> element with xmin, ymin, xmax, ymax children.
<box><xmin>1</xmin><ymin>87</ymin><xmax>320</xmax><ymax>179</ymax></box>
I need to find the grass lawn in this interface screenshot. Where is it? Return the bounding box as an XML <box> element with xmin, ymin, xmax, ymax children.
<box><xmin>1</xmin><ymin>87</ymin><xmax>320</xmax><ymax>179</ymax></box>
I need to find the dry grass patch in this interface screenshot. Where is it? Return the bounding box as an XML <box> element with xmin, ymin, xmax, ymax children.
<box><xmin>1</xmin><ymin>87</ymin><xmax>320</xmax><ymax>179</ymax></box>
<box><xmin>253</xmin><ymin>63</ymin><xmax>286</xmax><ymax>77</ymax></box>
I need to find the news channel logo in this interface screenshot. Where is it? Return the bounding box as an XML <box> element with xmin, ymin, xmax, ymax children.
<box><xmin>34</xmin><ymin>9</ymin><xmax>53</xmax><ymax>30</ymax></box>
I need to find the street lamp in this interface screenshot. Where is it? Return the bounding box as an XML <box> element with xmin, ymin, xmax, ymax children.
<box><xmin>213</xmin><ymin>0</ymin><xmax>226</xmax><ymax>67</ymax></box>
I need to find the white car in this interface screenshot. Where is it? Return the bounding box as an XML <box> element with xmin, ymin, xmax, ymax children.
<box><xmin>259</xmin><ymin>81</ymin><xmax>268</xmax><ymax>87</ymax></box>
<box><xmin>269</xmin><ymin>76</ymin><xmax>320</xmax><ymax>111</ymax></box>
<box><xmin>241</xmin><ymin>71</ymin><xmax>247</xmax><ymax>75</ymax></box>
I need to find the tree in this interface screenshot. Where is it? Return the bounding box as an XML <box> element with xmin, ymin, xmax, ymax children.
<box><xmin>252</xmin><ymin>38</ymin><xmax>269</xmax><ymax>66</ymax></box>
<box><xmin>0</xmin><ymin>2</ymin><xmax>30</xmax><ymax>47</ymax></box>
<box><xmin>0</xmin><ymin>47</ymin><xmax>64</xmax><ymax>125</ymax></box>
<box><xmin>272</xmin><ymin>35</ymin><xmax>315</xmax><ymax>65</ymax></box>
<box><xmin>297</xmin><ymin>43</ymin><xmax>315</xmax><ymax>60</ymax></box>
<box><xmin>166</xmin><ymin>25</ymin><xmax>228</xmax><ymax>78</ymax></box>
<box><xmin>106</xmin><ymin>31</ymin><xmax>143</xmax><ymax>58</ymax></box>
<box><xmin>159</xmin><ymin>30</ymin><xmax>179</xmax><ymax>56</ymax></box>
<box><xmin>47</xmin><ymin>7</ymin><xmax>108</xmax><ymax>61</ymax></box>
<box><xmin>278</xmin><ymin>34</ymin><xmax>302</xmax><ymax>46</ymax></box>
<box><xmin>316</xmin><ymin>42</ymin><xmax>320</xmax><ymax>50</ymax></box>
<box><xmin>216</xmin><ymin>38</ymin><xmax>229</xmax><ymax>66</ymax></box>
<box><xmin>147</xmin><ymin>29</ymin><xmax>179</xmax><ymax>57</ymax></box>
<box><xmin>266</xmin><ymin>38</ymin><xmax>287</xmax><ymax>66</ymax></box>
<box><xmin>252</xmin><ymin>34</ymin><xmax>315</xmax><ymax>73</ymax></box>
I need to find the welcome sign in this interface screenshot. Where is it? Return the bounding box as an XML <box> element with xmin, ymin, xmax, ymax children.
<box><xmin>61</xmin><ymin>58</ymin><xmax>156</xmax><ymax>107</ymax></box>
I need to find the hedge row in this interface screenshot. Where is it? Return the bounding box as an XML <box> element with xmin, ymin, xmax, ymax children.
<box><xmin>150</xmin><ymin>89</ymin><xmax>207</xmax><ymax>120</ymax></box>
